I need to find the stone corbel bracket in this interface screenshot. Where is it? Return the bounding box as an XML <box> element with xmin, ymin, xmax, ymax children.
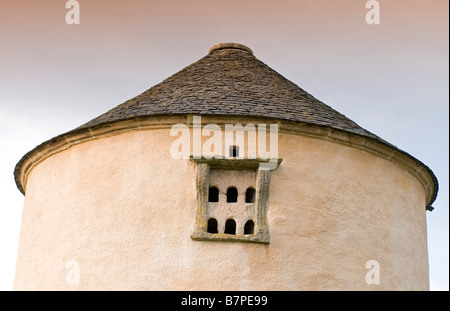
<box><xmin>190</xmin><ymin>157</ymin><xmax>282</xmax><ymax>244</ymax></box>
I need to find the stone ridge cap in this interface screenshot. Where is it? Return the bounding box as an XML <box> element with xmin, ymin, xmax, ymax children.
<box><xmin>208</xmin><ymin>43</ymin><xmax>253</xmax><ymax>55</ymax></box>
<box><xmin>13</xmin><ymin>114</ymin><xmax>438</xmax><ymax>211</ymax></box>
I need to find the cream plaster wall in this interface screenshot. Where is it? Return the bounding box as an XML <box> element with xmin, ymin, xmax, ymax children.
<box><xmin>13</xmin><ymin>124</ymin><xmax>429</xmax><ymax>290</ymax></box>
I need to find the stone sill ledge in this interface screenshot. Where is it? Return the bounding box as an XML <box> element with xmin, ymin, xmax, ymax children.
<box><xmin>191</xmin><ymin>231</ymin><xmax>270</xmax><ymax>244</ymax></box>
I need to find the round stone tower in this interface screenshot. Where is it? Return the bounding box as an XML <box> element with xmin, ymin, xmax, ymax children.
<box><xmin>13</xmin><ymin>43</ymin><xmax>438</xmax><ymax>290</ymax></box>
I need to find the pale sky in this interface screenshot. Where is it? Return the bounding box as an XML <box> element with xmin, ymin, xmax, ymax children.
<box><xmin>0</xmin><ymin>0</ymin><xmax>448</xmax><ymax>290</ymax></box>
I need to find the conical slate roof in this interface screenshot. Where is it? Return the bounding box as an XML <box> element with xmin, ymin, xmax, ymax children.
<box><xmin>14</xmin><ymin>43</ymin><xmax>438</xmax><ymax>209</ymax></box>
<box><xmin>77</xmin><ymin>43</ymin><xmax>381</xmax><ymax>142</ymax></box>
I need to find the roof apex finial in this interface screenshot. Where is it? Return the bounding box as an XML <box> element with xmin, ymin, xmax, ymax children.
<box><xmin>208</xmin><ymin>43</ymin><xmax>253</xmax><ymax>55</ymax></box>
